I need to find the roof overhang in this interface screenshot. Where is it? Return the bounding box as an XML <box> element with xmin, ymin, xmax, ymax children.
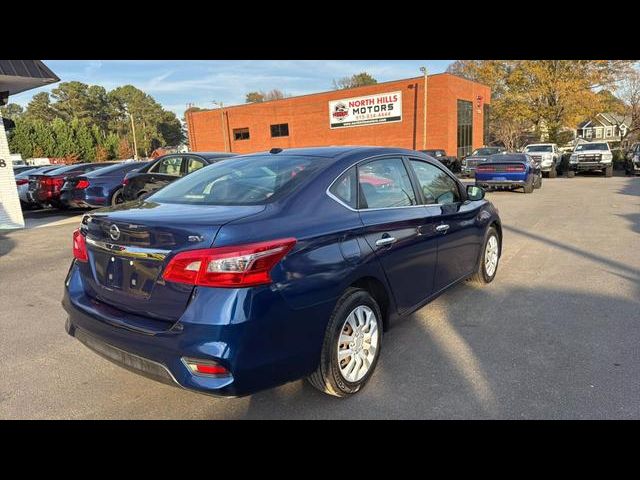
<box><xmin>0</xmin><ymin>60</ymin><xmax>60</xmax><ymax>96</ymax></box>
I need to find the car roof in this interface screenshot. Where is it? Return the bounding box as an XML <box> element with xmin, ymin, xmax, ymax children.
<box><xmin>183</xmin><ymin>152</ymin><xmax>238</xmax><ymax>159</ymax></box>
<box><xmin>232</xmin><ymin>146</ymin><xmax>428</xmax><ymax>161</ymax></box>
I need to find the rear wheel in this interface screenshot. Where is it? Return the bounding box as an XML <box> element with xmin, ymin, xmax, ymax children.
<box><xmin>468</xmin><ymin>226</ymin><xmax>500</xmax><ymax>286</ymax></box>
<box><xmin>534</xmin><ymin>174</ymin><xmax>542</xmax><ymax>189</ymax></box>
<box><xmin>308</xmin><ymin>288</ymin><xmax>383</xmax><ymax>397</ymax></box>
<box><xmin>605</xmin><ymin>165</ymin><xmax>613</xmax><ymax>177</ymax></box>
<box><xmin>111</xmin><ymin>188</ymin><xmax>125</xmax><ymax>206</ymax></box>
<box><xmin>523</xmin><ymin>176</ymin><xmax>534</xmax><ymax>193</ymax></box>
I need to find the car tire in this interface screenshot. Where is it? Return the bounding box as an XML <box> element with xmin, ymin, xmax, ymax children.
<box><xmin>567</xmin><ymin>170</ymin><xmax>576</xmax><ymax>178</ymax></box>
<box><xmin>111</xmin><ymin>188</ymin><xmax>125</xmax><ymax>206</ymax></box>
<box><xmin>605</xmin><ymin>165</ymin><xmax>613</xmax><ymax>177</ymax></box>
<box><xmin>548</xmin><ymin>163</ymin><xmax>558</xmax><ymax>178</ymax></box>
<box><xmin>534</xmin><ymin>174</ymin><xmax>542</xmax><ymax>189</ymax></box>
<box><xmin>523</xmin><ymin>176</ymin><xmax>534</xmax><ymax>193</ymax></box>
<box><xmin>308</xmin><ymin>288</ymin><xmax>383</xmax><ymax>398</ymax></box>
<box><xmin>468</xmin><ymin>226</ymin><xmax>500</xmax><ymax>286</ymax></box>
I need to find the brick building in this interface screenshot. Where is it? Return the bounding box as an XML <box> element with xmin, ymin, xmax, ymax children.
<box><xmin>186</xmin><ymin>73</ymin><xmax>491</xmax><ymax>159</ymax></box>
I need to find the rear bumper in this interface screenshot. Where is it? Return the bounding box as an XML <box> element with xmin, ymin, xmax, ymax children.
<box><xmin>60</xmin><ymin>191</ymin><xmax>107</xmax><ymax>209</ymax></box>
<box><xmin>476</xmin><ymin>180</ymin><xmax>526</xmax><ymax>188</ymax></box>
<box><xmin>62</xmin><ymin>261</ymin><xmax>333</xmax><ymax>397</ymax></box>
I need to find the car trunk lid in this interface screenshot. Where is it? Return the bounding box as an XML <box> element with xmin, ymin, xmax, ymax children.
<box><xmin>78</xmin><ymin>201</ymin><xmax>265</xmax><ymax>323</ymax></box>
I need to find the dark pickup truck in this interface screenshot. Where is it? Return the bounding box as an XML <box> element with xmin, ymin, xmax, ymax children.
<box><xmin>419</xmin><ymin>149</ymin><xmax>459</xmax><ymax>172</ymax></box>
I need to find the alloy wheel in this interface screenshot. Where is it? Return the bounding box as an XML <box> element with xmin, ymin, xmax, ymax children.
<box><xmin>337</xmin><ymin>306</ymin><xmax>379</xmax><ymax>383</ymax></box>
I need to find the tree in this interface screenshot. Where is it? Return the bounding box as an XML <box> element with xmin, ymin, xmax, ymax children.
<box><xmin>616</xmin><ymin>68</ymin><xmax>640</xmax><ymax>144</ymax></box>
<box><xmin>332</xmin><ymin>72</ymin><xmax>378</xmax><ymax>90</ymax></box>
<box><xmin>0</xmin><ymin>103</ymin><xmax>24</xmax><ymax>121</ymax></box>
<box><xmin>447</xmin><ymin>60</ymin><xmax>635</xmax><ymax>144</ymax></box>
<box><xmin>24</xmin><ymin>92</ymin><xmax>57</xmax><ymax>123</ymax></box>
<box><xmin>95</xmin><ymin>145</ymin><xmax>109</xmax><ymax>162</ymax></box>
<box><xmin>245</xmin><ymin>89</ymin><xmax>289</xmax><ymax>103</ymax></box>
<box><xmin>245</xmin><ymin>91</ymin><xmax>265</xmax><ymax>103</ymax></box>
<box><xmin>118</xmin><ymin>138</ymin><xmax>133</xmax><ymax>159</ymax></box>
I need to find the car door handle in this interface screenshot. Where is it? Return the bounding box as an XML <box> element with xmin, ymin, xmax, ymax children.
<box><xmin>435</xmin><ymin>224</ymin><xmax>450</xmax><ymax>233</ymax></box>
<box><xmin>375</xmin><ymin>236</ymin><xmax>397</xmax><ymax>247</ymax></box>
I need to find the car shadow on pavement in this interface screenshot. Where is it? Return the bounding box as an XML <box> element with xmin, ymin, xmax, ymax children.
<box><xmin>216</xmin><ymin>282</ymin><xmax>640</xmax><ymax>420</ymax></box>
<box><xmin>0</xmin><ymin>232</ymin><xmax>16</xmax><ymax>258</ymax></box>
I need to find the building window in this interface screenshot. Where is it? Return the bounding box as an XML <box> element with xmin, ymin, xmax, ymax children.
<box><xmin>585</xmin><ymin>129</ymin><xmax>593</xmax><ymax>139</ymax></box>
<box><xmin>233</xmin><ymin>128</ymin><xmax>250</xmax><ymax>141</ymax></box>
<box><xmin>270</xmin><ymin>123</ymin><xmax>289</xmax><ymax>138</ymax></box>
<box><xmin>457</xmin><ymin>100</ymin><xmax>473</xmax><ymax>158</ymax></box>
<box><xmin>596</xmin><ymin>128</ymin><xmax>603</xmax><ymax>139</ymax></box>
<box><xmin>605</xmin><ymin>127</ymin><xmax>612</xmax><ymax>138</ymax></box>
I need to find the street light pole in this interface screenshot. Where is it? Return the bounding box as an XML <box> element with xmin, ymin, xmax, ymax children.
<box><xmin>420</xmin><ymin>66</ymin><xmax>428</xmax><ymax>150</ymax></box>
<box><xmin>213</xmin><ymin>100</ymin><xmax>229</xmax><ymax>152</ymax></box>
<box><xmin>128</xmin><ymin>111</ymin><xmax>139</xmax><ymax>160</ymax></box>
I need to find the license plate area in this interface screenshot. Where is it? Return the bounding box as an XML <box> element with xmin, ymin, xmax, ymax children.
<box><xmin>92</xmin><ymin>250</ymin><xmax>159</xmax><ymax>299</ymax></box>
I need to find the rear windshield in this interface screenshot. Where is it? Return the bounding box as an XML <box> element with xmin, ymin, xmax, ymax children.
<box><xmin>472</xmin><ymin>148</ymin><xmax>500</xmax><ymax>156</ymax></box>
<box><xmin>87</xmin><ymin>161</ymin><xmax>148</xmax><ymax>177</ymax></box>
<box><xmin>524</xmin><ymin>145</ymin><xmax>552</xmax><ymax>152</ymax></box>
<box><xmin>575</xmin><ymin>143</ymin><xmax>608</xmax><ymax>151</ymax></box>
<box><xmin>42</xmin><ymin>164</ymin><xmax>86</xmax><ymax>176</ymax></box>
<box><xmin>149</xmin><ymin>155</ymin><xmax>329</xmax><ymax>205</ymax></box>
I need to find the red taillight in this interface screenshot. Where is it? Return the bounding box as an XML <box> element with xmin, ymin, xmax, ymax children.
<box><xmin>75</xmin><ymin>179</ymin><xmax>90</xmax><ymax>189</ymax></box>
<box><xmin>122</xmin><ymin>177</ymin><xmax>129</xmax><ymax>186</ymax></box>
<box><xmin>182</xmin><ymin>358</ymin><xmax>230</xmax><ymax>377</ymax></box>
<box><xmin>476</xmin><ymin>166</ymin><xmax>495</xmax><ymax>172</ymax></box>
<box><xmin>72</xmin><ymin>229</ymin><xmax>88</xmax><ymax>262</ymax></box>
<box><xmin>16</xmin><ymin>179</ymin><xmax>28</xmax><ymax>186</ymax></box>
<box><xmin>163</xmin><ymin>238</ymin><xmax>297</xmax><ymax>288</ymax></box>
<box><xmin>42</xmin><ymin>176</ymin><xmax>64</xmax><ymax>188</ymax></box>
<box><xmin>506</xmin><ymin>165</ymin><xmax>525</xmax><ymax>172</ymax></box>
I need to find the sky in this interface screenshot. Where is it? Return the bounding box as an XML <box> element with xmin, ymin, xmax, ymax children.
<box><xmin>10</xmin><ymin>60</ymin><xmax>453</xmax><ymax>118</ymax></box>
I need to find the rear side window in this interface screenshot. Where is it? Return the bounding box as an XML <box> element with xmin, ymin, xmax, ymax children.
<box><xmin>186</xmin><ymin>157</ymin><xmax>206</xmax><ymax>173</ymax></box>
<box><xmin>358</xmin><ymin>158</ymin><xmax>417</xmax><ymax>209</ymax></box>
<box><xmin>410</xmin><ymin>160</ymin><xmax>460</xmax><ymax>205</ymax></box>
<box><xmin>329</xmin><ymin>167</ymin><xmax>357</xmax><ymax>209</ymax></box>
<box><xmin>149</xmin><ymin>155</ymin><xmax>328</xmax><ymax>206</ymax></box>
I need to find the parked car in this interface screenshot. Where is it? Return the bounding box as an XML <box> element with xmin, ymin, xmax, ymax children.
<box><xmin>460</xmin><ymin>146</ymin><xmax>507</xmax><ymax>176</ymax></box>
<box><xmin>419</xmin><ymin>149</ymin><xmax>459</xmax><ymax>172</ymax></box>
<box><xmin>121</xmin><ymin>152</ymin><xmax>237</xmax><ymax>201</ymax></box>
<box><xmin>63</xmin><ymin>146</ymin><xmax>502</xmax><ymax>398</ymax></box>
<box><xmin>567</xmin><ymin>142</ymin><xmax>613</xmax><ymax>177</ymax></box>
<box><xmin>522</xmin><ymin>143</ymin><xmax>561</xmax><ymax>178</ymax></box>
<box><xmin>624</xmin><ymin>143</ymin><xmax>640</xmax><ymax>176</ymax></box>
<box><xmin>60</xmin><ymin>161</ymin><xmax>150</xmax><ymax>209</ymax></box>
<box><xmin>28</xmin><ymin>162</ymin><xmax>120</xmax><ymax>209</ymax></box>
<box><xmin>15</xmin><ymin>165</ymin><xmax>60</xmax><ymax>209</ymax></box>
<box><xmin>13</xmin><ymin>165</ymin><xmax>38</xmax><ymax>175</ymax></box>
<box><xmin>474</xmin><ymin>153</ymin><xmax>542</xmax><ymax>193</ymax></box>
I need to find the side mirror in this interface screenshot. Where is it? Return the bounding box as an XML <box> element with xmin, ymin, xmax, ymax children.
<box><xmin>467</xmin><ymin>185</ymin><xmax>485</xmax><ymax>201</ymax></box>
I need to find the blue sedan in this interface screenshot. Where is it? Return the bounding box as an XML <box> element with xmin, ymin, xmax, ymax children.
<box><xmin>62</xmin><ymin>147</ymin><xmax>502</xmax><ymax>398</ymax></box>
<box><xmin>60</xmin><ymin>161</ymin><xmax>150</xmax><ymax>208</ymax></box>
<box><xmin>474</xmin><ymin>153</ymin><xmax>542</xmax><ymax>193</ymax></box>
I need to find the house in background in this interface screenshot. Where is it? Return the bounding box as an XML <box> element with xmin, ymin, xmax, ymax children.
<box><xmin>577</xmin><ymin>113</ymin><xmax>630</xmax><ymax>145</ymax></box>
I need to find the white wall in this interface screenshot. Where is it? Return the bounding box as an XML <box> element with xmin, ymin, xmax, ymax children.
<box><xmin>0</xmin><ymin>115</ymin><xmax>25</xmax><ymax>229</ymax></box>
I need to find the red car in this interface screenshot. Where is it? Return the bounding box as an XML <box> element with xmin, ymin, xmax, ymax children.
<box><xmin>28</xmin><ymin>162</ymin><xmax>119</xmax><ymax>209</ymax></box>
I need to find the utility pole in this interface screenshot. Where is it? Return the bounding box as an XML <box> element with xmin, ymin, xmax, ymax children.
<box><xmin>420</xmin><ymin>66</ymin><xmax>428</xmax><ymax>149</ymax></box>
<box><xmin>128</xmin><ymin>110</ymin><xmax>139</xmax><ymax>160</ymax></box>
<box><xmin>212</xmin><ymin>100</ymin><xmax>229</xmax><ymax>152</ymax></box>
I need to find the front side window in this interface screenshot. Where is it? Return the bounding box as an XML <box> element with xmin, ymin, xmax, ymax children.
<box><xmin>151</xmin><ymin>156</ymin><xmax>183</xmax><ymax>176</ymax></box>
<box><xmin>329</xmin><ymin>167</ymin><xmax>357</xmax><ymax>209</ymax></box>
<box><xmin>149</xmin><ymin>155</ymin><xmax>328</xmax><ymax>206</ymax></box>
<box><xmin>410</xmin><ymin>160</ymin><xmax>460</xmax><ymax>205</ymax></box>
<box><xmin>358</xmin><ymin>158</ymin><xmax>417</xmax><ymax>209</ymax></box>
<box><xmin>271</xmin><ymin>123</ymin><xmax>289</xmax><ymax>137</ymax></box>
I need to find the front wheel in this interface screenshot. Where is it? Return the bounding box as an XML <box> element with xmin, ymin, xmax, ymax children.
<box><xmin>566</xmin><ymin>170</ymin><xmax>576</xmax><ymax>178</ymax></box>
<box><xmin>548</xmin><ymin>163</ymin><xmax>558</xmax><ymax>178</ymax></box>
<box><xmin>468</xmin><ymin>226</ymin><xmax>500</xmax><ymax>286</ymax></box>
<box><xmin>605</xmin><ymin>165</ymin><xmax>613</xmax><ymax>177</ymax></box>
<box><xmin>534</xmin><ymin>173</ymin><xmax>542</xmax><ymax>189</ymax></box>
<box><xmin>308</xmin><ymin>288</ymin><xmax>383</xmax><ymax>397</ymax></box>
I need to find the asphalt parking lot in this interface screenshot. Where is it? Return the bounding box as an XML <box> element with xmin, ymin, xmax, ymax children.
<box><xmin>1</xmin><ymin>173</ymin><xmax>639</xmax><ymax>419</ymax></box>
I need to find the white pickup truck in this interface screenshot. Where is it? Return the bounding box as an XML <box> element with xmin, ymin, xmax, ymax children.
<box><xmin>567</xmin><ymin>142</ymin><xmax>613</xmax><ymax>177</ymax></box>
<box><xmin>522</xmin><ymin>143</ymin><xmax>561</xmax><ymax>177</ymax></box>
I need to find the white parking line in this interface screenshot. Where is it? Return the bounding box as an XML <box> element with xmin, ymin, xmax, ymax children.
<box><xmin>27</xmin><ymin>215</ymin><xmax>83</xmax><ymax>229</ymax></box>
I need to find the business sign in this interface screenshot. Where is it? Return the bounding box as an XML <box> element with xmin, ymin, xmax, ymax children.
<box><xmin>329</xmin><ymin>91</ymin><xmax>402</xmax><ymax>129</ymax></box>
